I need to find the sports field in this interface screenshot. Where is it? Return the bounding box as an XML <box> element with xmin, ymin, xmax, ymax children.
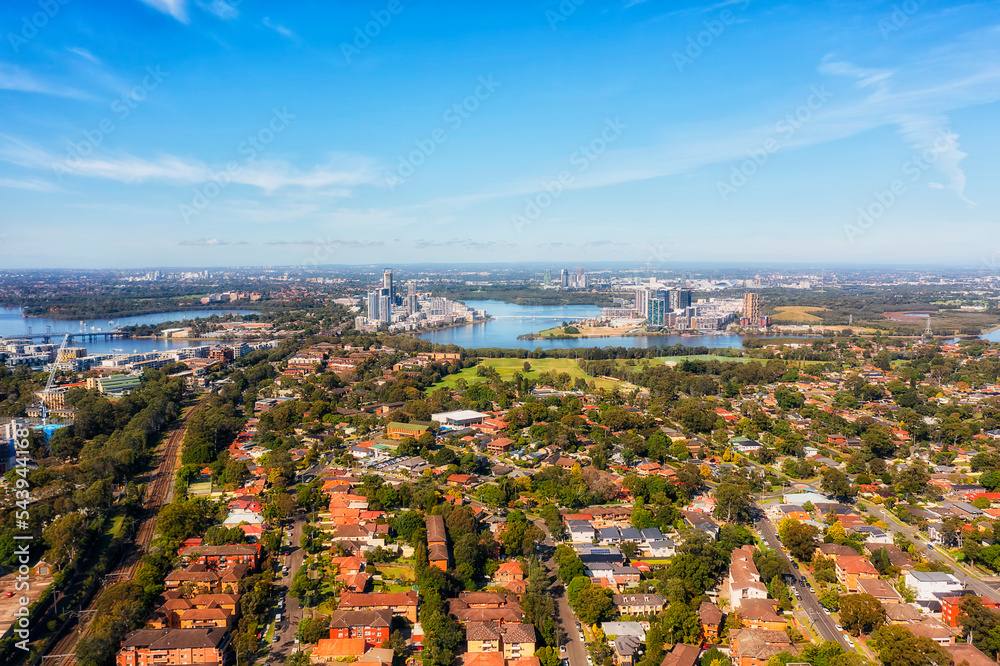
<box><xmin>432</xmin><ymin>357</ymin><xmax>619</xmax><ymax>390</ymax></box>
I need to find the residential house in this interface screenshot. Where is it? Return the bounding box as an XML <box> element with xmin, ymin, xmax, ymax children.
<box><xmin>699</xmin><ymin>601</ymin><xmax>724</xmax><ymax>643</ymax></box>
<box><xmin>660</xmin><ymin>643</ymin><xmax>701</xmax><ymax>666</ymax></box>
<box><xmin>729</xmin><ymin>629</ymin><xmax>795</xmax><ymax>666</ymax></box>
<box><xmin>909</xmin><ymin>618</ymin><xmax>958</xmax><ymax>646</ymax></box>
<box><xmin>942</xmin><ymin>595</ymin><xmax>996</xmax><ymax>627</ymax></box>
<box><xmin>857</xmin><ymin>578</ymin><xmax>903</xmax><ymax>604</ymax></box>
<box><xmin>612</xmin><ymin>593</ymin><xmax>666</xmax><ymax>616</ymax></box>
<box><xmin>904</xmin><ymin>571</ymin><xmax>963</xmax><ymax>601</ymax></box>
<box><xmin>311</xmin><ymin>638</ymin><xmax>368</xmax><ymax>664</ymax></box>
<box><xmin>495</xmin><ymin>561</ymin><xmax>525</xmax><ymax>583</ymax></box>
<box><xmin>117</xmin><ymin>628</ymin><xmax>230</xmax><ymax>666</ymax></box>
<box><xmin>946</xmin><ymin>644</ymin><xmax>997</xmax><ymax>666</ymax></box>
<box><xmin>613</xmin><ymin>635</ymin><xmax>643</xmax><ymax>666</ymax></box>
<box><xmin>329</xmin><ymin>608</ymin><xmax>392</xmax><ymax>643</ymax></box>
<box><xmin>835</xmin><ymin>556</ymin><xmax>879</xmax><ymax>592</ymax></box>
<box><xmin>736</xmin><ymin>599</ymin><xmax>786</xmax><ymax>631</ymax></box>
<box><xmin>338</xmin><ymin>591</ymin><xmax>419</xmax><ymax>623</ymax></box>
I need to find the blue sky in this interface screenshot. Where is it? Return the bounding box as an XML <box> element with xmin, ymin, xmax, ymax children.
<box><xmin>0</xmin><ymin>0</ymin><xmax>998</xmax><ymax>268</ymax></box>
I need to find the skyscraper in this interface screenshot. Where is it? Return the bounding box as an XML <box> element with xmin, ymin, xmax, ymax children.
<box><xmin>670</xmin><ymin>289</ymin><xmax>692</xmax><ymax>311</ymax></box>
<box><xmin>366</xmin><ymin>291</ymin><xmax>380</xmax><ymax>320</ymax></box>
<box><xmin>543</xmin><ymin>269</ymin><xmax>552</xmax><ymax>286</ymax></box>
<box><xmin>560</xmin><ymin>269</ymin><xmax>569</xmax><ymax>288</ymax></box>
<box><xmin>635</xmin><ymin>288</ymin><xmax>651</xmax><ymax>319</ymax></box>
<box><xmin>648</xmin><ymin>296</ymin><xmax>666</xmax><ymax>326</ymax></box>
<box><xmin>576</xmin><ymin>267</ymin><xmax>587</xmax><ymax>289</ymax></box>
<box><xmin>743</xmin><ymin>293</ymin><xmax>760</xmax><ymax>323</ymax></box>
<box><xmin>379</xmin><ymin>294</ymin><xmax>391</xmax><ymax>323</ymax></box>
<box><xmin>383</xmin><ymin>268</ymin><xmax>394</xmax><ymax>304</ymax></box>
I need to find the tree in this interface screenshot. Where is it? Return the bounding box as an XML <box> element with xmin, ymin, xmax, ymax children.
<box><xmin>43</xmin><ymin>512</ymin><xmax>88</xmax><ymax>569</ymax></box>
<box><xmin>778</xmin><ymin>520</ymin><xmax>819</xmax><ymax>561</ymax></box>
<box><xmin>714</xmin><ymin>482</ymin><xmax>752</xmax><ymax>523</ymax></box>
<box><xmin>285</xmin><ymin>652</ymin><xmax>311</xmax><ymax>666</ymax></box>
<box><xmin>863</xmin><ymin>426</ymin><xmax>896</xmax><ymax>459</ymax></box>
<box><xmin>818</xmin><ymin>589</ymin><xmax>841</xmax><ymax>612</ymax></box>
<box><xmin>573</xmin><ymin>584</ymin><xmax>615</xmax><ymax>625</ymax></box>
<box><xmin>821</xmin><ymin>468</ymin><xmax>856</xmax><ymax>501</ymax></box>
<box><xmin>959</xmin><ymin>595</ymin><xmax>1000</xmax><ymax>657</ymax></box>
<box><xmin>556</xmin><ymin>545</ymin><xmax>586</xmax><ymax>584</ymax></box>
<box><xmin>701</xmin><ymin>648</ymin><xmax>731</xmax><ymax>666</ymax></box>
<box><xmin>661</xmin><ymin>601</ymin><xmax>702</xmax><ymax>644</ymax></box>
<box><xmin>871</xmin><ymin>624</ymin><xmax>952</xmax><ymax>666</ymax></box>
<box><xmin>297</xmin><ymin>616</ymin><xmax>329</xmax><ymax>643</ymax></box>
<box><xmin>839</xmin><ymin>594</ymin><xmax>887</xmax><ymax>636</ymax></box>
<box><xmin>567</xmin><ymin>576</ymin><xmax>591</xmax><ymax>604</ymax></box>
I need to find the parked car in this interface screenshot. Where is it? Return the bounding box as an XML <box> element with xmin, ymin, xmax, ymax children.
<box><xmin>560</xmin><ymin>646</ymin><xmax>567</xmax><ymax>654</ymax></box>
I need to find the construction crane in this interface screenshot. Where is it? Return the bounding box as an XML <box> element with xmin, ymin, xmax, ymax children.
<box><xmin>37</xmin><ymin>333</ymin><xmax>71</xmax><ymax>425</ymax></box>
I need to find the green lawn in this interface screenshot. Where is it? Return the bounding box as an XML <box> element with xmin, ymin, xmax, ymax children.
<box><xmin>375</xmin><ymin>564</ymin><xmax>415</xmax><ymax>584</ymax></box>
<box><xmin>432</xmin><ymin>357</ymin><xmax>619</xmax><ymax>390</ymax></box>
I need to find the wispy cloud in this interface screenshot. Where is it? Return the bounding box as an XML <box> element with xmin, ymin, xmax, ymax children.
<box><xmin>0</xmin><ymin>64</ymin><xmax>93</xmax><ymax>100</ymax></box>
<box><xmin>263</xmin><ymin>17</ymin><xmax>299</xmax><ymax>42</ymax></box>
<box><xmin>199</xmin><ymin>0</ymin><xmax>239</xmax><ymax>20</ymax></box>
<box><xmin>67</xmin><ymin>47</ymin><xmax>101</xmax><ymax>64</ymax></box>
<box><xmin>136</xmin><ymin>0</ymin><xmax>189</xmax><ymax>23</ymax></box>
<box><xmin>265</xmin><ymin>239</ymin><xmax>384</xmax><ymax>247</ymax></box>
<box><xmin>0</xmin><ymin>177</ymin><xmax>57</xmax><ymax>192</ymax></box>
<box><xmin>0</xmin><ymin>136</ymin><xmax>381</xmax><ymax>195</ymax></box>
<box><xmin>179</xmin><ymin>238</ymin><xmax>247</xmax><ymax>246</ymax></box>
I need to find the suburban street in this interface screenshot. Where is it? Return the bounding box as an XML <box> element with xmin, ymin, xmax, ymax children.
<box><xmin>754</xmin><ymin>515</ymin><xmax>851</xmax><ymax>650</ymax></box>
<box><xmin>268</xmin><ymin>512</ymin><xmax>307</xmax><ymax>661</ymax></box>
<box><xmin>865</xmin><ymin>503</ymin><xmax>1000</xmax><ymax>603</ymax></box>
<box><xmin>532</xmin><ymin>517</ymin><xmax>588</xmax><ymax>666</ymax></box>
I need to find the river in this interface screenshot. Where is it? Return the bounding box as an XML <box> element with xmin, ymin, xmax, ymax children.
<box><xmin>0</xmin><ymin>307</ymin><xmax>258</xmax><ymax>355</ymax></box>
<box><xmin>417</xmin><ymin>300</ymin><xmax>758</xmax><ymax>350</ymax></box>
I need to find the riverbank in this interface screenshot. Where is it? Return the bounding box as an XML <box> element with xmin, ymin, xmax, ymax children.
<box><xmin>519</xmin><ymin>324</ymin><xmax>735</xmax><ymax>341</ymax></box>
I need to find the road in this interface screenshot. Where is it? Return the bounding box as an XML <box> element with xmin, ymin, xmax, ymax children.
<box><xmin>754</xmin><ymin>515</ymin><xmax>850</xmax><ymax>650</ymax></box>
<box><xmin>530</xmin><ymin>517</ymin><xmax>588</xmax><ymax>666</ymax></box>
<box><xmin>268</xmin><ymin>512</ymin><xmax>307</xmax><ymax>661</ymax></box>
<box><xmin>865</xmin><ymin>503</ymin><xmax>1000</xmax><ymax>603</ymax></box>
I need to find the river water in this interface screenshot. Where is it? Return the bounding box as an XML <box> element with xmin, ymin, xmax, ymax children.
<box><xmin>0</xmin><ymin>307</ymin><xmax>257</xmax><ymax>355</ymax></box>
<box><xmin>417</xmin><ymin>300</ymin><xmax>757</xmax><ymax>350</ymax></box>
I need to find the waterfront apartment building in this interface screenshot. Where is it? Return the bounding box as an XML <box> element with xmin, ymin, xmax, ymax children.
<box><xmin>743</xmin><ymin>293</ymin><xmax>760</xmax><ymax>323</ymax></box>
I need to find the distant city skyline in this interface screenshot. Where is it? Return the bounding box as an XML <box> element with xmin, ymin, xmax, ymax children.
<box><xmin>1</xmin><ymin>0</ymin><xmax>998</xmax><ymax>268</ymax></box>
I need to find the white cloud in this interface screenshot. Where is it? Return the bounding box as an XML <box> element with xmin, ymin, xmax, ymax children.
<box><xmin>0</xmin><ymin>64</ymin><xmax>92</xmax><ymax>100</ymax></box>
<box><xmin>0</xmin><ymin>177</ymin><xmax>57</xmax><ymax>192</ymax></box>
<box><xmin>199</xmin><ymin>0</ymin><xmax>239</xmax><ymax>20</ymax></box>
<box><xmin>67</xmin><ymin>47</ymin><xmax>101</xmax><ymax>64</ymax></box>
<box><xmin>136</xmin><ymin>0</ymin><xmax>189</xmax><ymax>23</ymax></box>
<box><xmin>263</xmin><ymin>17</ymin><xmax>299</xmax><ymax>41</ymax></box>
<box><xmin>0</xmin><ymin>136</ymin><xmax>381</xmax><ymax>195</ymax></box>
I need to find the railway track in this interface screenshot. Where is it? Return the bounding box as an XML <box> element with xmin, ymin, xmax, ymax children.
<box><xmin>41</xmin><ymin>403</ymin><xmax>196</xmax><ymax>666</ymax></box>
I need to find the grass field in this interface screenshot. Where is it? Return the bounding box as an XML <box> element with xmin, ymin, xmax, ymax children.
<box><xmin>617</xmin><ymin>355</ymin><xmax>758</xmax><ymax>371</ymax></box>
<box><xmin>769</xmin><ymin>306</ymin><xmax>829</xmax><ymax>323</ymax></box>
<box><xmin>432</xmin><ymin>357</ymin><xmax>619</xmax><ymax>390</ymax></box>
